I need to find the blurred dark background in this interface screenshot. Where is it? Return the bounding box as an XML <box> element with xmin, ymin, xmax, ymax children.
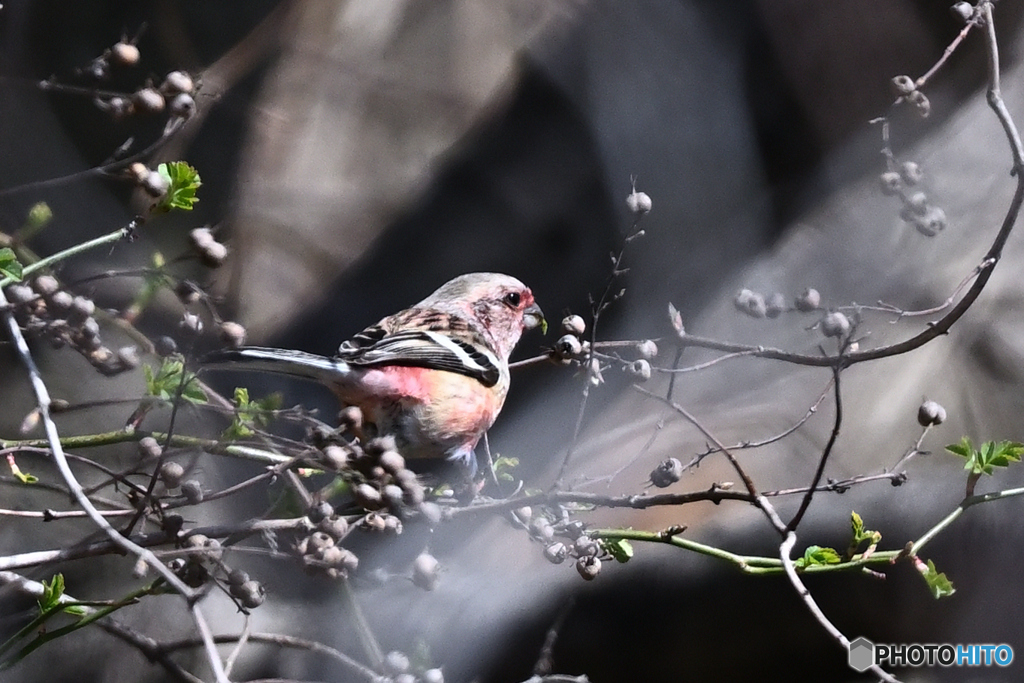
<box><xmin>3</xmin><ymin>1</ymin><xmax>1024</xmax><ymax>681</ymax></box>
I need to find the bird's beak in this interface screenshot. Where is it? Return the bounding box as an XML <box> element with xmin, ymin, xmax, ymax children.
<box><xmin>523</xmin><ymin>303</ymin><xmax>547</xmax><ymax>335</ymax></box>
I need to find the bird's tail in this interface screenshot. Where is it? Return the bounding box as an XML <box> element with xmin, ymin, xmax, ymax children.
<box><xmin>201</xmin><ymin>347</ymin><xmax>349</xmax><ymax>384</ymax></box>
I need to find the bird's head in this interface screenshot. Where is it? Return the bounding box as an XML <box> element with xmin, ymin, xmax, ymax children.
<box><xmin>422</xmin><ymin>273</ymin><xmax>546</xmax><ymax>360</ymax></box>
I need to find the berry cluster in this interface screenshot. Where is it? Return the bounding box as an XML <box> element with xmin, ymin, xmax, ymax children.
<box><xmin>4</xmin><ymin>275</ymin><xmax>139</xmax><ymax>376</ymax></box>
<box><xmin>514</xmin><ymin>507</ymin><xmax>617</xmax><ymax>581</ymax></box>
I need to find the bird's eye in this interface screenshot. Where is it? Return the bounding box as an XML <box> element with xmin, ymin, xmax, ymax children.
<box><xmin>503</xmin><ymin>291</ymin><xmax>521</xmax><ymax>307</ymax></box>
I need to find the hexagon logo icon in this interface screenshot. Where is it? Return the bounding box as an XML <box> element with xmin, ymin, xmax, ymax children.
<box><xmin>848</xmin><ymin>637</ymin><xmax>875</xmax><ymax>672</ymax></box>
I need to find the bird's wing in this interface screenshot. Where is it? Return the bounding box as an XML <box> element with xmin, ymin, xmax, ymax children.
<box><xmin>337</xmin><ymin>322</ymin><xmax>502</xmax><ymax>388</ymax></box>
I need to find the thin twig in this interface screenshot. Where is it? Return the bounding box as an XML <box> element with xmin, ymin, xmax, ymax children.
<box><xmin>0</xmin><ymin>223</ymin><xmax>135</xmax><ymax>289</ymax></box>
<box><xmin>786</xmin><ymin>367</ymin><xmax>843</xmax><ymax>532</ymax></box>
<box><xmin>684</xmin><ymin>376</ymin><xmax>835</xmax><ymax>469</ymax></box>
<box><xmin>0</xmin><ymin>290</ymin><xmax>194</xmax><ymax>597</ymax></box>
<box><xmin>779</xmin><ymin>533</ymin><xmax>900</xmax><ymax>683</ymax></box>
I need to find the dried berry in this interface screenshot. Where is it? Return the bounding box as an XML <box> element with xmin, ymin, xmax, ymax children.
<box><xmin>318</xmin><ymin>515</ymin><xmax>349</xmax><ymax>540</ymax></box>
<box><xmin>912</xmin><ymin>206</ymin><xmax>947</xmax><ymax>237</ymax></box>
<box><xmin>879</xmin><ymin>171</ymin><xmax>902</xmax><ymax>196</ymax></box>
<box><xmin>385</xmin><ymin>651</ymin><xmax>410</xmax><ymax>674</ymax></box>
<box><xmin>218</xmin><ymin>321</ymin><xmax>247</xmax><ymax>348</ymax></box>
<box><xmin>422</xmin><ymin>669</ymin><xmax>445</xmax><ymax>683</ymax></box>
<box><xmin>169</xmin><ymin>93</ymin><xmax>196</xmax><ymax>119</ymax></box>
<box><xmin>161</xmin><ymin>70</ymin><xmax>195</xmax><ymax>95</ymax></box>
<box><xmin>322</xmin><ymin>444</ymin><xmax>349</xmax><ymax>470</ymax></box>
<box><xmin>636</xmin><ymin>339</ymin><xmax>658</xmax><ymax>359</ymax></box>
<box><xmin>33</xmin><ymin>275</ymin><xmax>60</xmax><ymax>297</ymax></box>
<box><xmin>917</xmin><ymin>400</ymin><xmax>947</xmax><ymax>426</ymax></box>
<box><xmin>794</xmin><ymin>288</ymin><xmax>821</xmax><ymax>312</ymax></box>
<box><xmin>906</xmin><ymin>191</ymin><xmax>928</xmax><ymax>215</ymax></box>
<box><xmin>561</xmin><ymin>314</ymin><xmax>586</xmax><ymax>336</ymax></box>
<box><xmin>627</xmin><ymin>359</ymin><xmax>652</xmax><ymax>381</ymax></box>
<box><xmin>354</xmin><ymin>483</ymin><xmax>383</xmax><ymax>509</ymax></box>
<box><xmin>891</xmin><ymin>75</ymin><xmax>916</xmax><ymax>96</ymax></box>
<box><xmin>236</xmin><ymin>580</ymin><xmax>265</xmax><ymax>609</ymax></box>
<box><xmin>765</xmin><ymin>292</ymin><xmax>787</xmax><ymax>318</ymax></box>
<box><xmin>734</xmin><ymin>289</ymin><xmax>767</xmax><ymax>318</ymax></box>
<box><xmin>576</xmin><ymin>555</ymin><xmax>601</xmax><ymax>581</ymax></box>
<box><xmin>378</xmin><ymin>449</ymin><xmax>406</xmax><ymax>475</ymax></box>
<box><xmin>181</xmin><ymin>479</ymin><xmax>204</xmax><ymax>504</ymax></box>
<box><xmin>159</xmin><ymin>461</ymin><xmax>184</xmax><ymax>488</ymax></box>
<box><xmin>951</xmin><ymin>2</ymin><xmax>973</xmax><ymax>23</ymax></box>
<box><xmin>821</xmin><ymin>311</ymin><xmax>851</xmax><ymax>339</ymax></box>
<box><xmin>307</xmin><ymin>501</ymin><xmax>334</xmax><ymax>524</ymax></box>
<box><xmin>900</xmin><ymin>161</ymin><xmax>924</xmax><ymax>186</ymax></box>
<box><xmin>626</xmin><ymin>190</ymin><xmax>653</xmax><ymax>214</ymax></box>
<box><xmin>307</xmin><ymin>531</ymin><xmax>335</xmax><ymax>553</ymax></box>
<box><xmin>908</xmin><ymin>90</ymin><xmax>931</xmax><ymax>117</ymax></box>
<box><xmin>133</xmin><ymin>87</ymin><xmax>165</xmax><ymax>114</ymax></box>
<box><xmin>412</xmin><ymin>552</ymin><xmax>441</xmax><ymax>590</ymax></box>
<box><xmin>139</xmin><ymin>436</ymin><xmax>162</xmax><ymax>459</ymax></box>
<box><xmin>154</xmin><ymin>335</ymin><xmax>178</xmax><ymax>356</ymax></box>
<box><xmin>544</xmin><ymin>542</ymin><xmax>568</xmax><ymax>564</ymax></box>
<box><xmin>111</xmin><ymin>42</ymin><xmax>140</xmax><ymax>66</ymax></box>
<box><xmin>552</xmin><ymin>334</ymin><xmax>582</xmax><ymax>361</ymax></box>
<box><xmin>650</xmin><ymin>457</ymin><xmax>683</xmax><ymax>488</ymax></box>
<box><xmin>227</xmin><ymin>569</ymin><xmax>249</xmax><ymax>586</ymax></box>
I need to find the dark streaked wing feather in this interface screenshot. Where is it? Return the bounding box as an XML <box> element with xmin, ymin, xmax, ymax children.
<box><xmin>337</xmin><ymin>316</ymin><xmax>500</xmax><ymax>387</ymax></box>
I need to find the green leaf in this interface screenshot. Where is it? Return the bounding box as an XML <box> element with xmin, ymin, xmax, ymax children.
<box><xmin>795</xmin><ymin>545</ymin><xmax>842</xmax><ymax>569</ymax></box>
<box><xmin>492</xmin><ymin>456</ymin><xmax>520</xmax><ymax>482</ymax></box>
<box><xmin>144</xmin><ymin>358</ymin><xmax>207</xmax><ymax>404</ymax></box>
<box><xmin>601</xmin><ymin>538</ymin><xmax>634</xmax><ymax>563</ymax></box>
<box><xmin>37</xmin><ymin>574</ymin><xmax>65</xmax><ymax>613</ymax></box>
<box><xmin>13</xmin><ymin>469</ymin><xmax>38</xmax><ymax>485</ymax></box>
<box><xmin>849</xmin><ymin>510</ymin><xmax>881</xmax><ymax>546</ymax></box>
<box><xmin>945</xmin><ymin>436</ymin><xmax>972</xmax><ymax>458</ymax></box>
<box><xmin>946</xmin><ymin>437</ymin><xmax>1023</xmax><ymax>476</ymax></box>
<box><xmin>156</xmin><ymin>162</ymin><xmax>201</xmax><ymax>212</ymax></box>
<box><xmin>0</xmin><ymin>248</ymin><xmax>23</xmax><ymax>281</ymax></box>
<box><xmin>222</xmin><ymin>387</ymin><xmax>281</xmax><ymax>440</ymax></box>
<box><xmin>919</xmin><ymin>559</ymin><xmax>955</xmax><ymax>599</ymax></box>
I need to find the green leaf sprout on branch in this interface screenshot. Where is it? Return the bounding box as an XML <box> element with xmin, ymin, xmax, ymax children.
<box><xmin>144</xmin><ymin>357</ymin><xmax>207</xmax><ymax>404</ymax></box>
<box><xmin>916</xmin><ymin>558</ymin><xmax>955</xmax><ymax>599</ymax></box>
<box><xmin>794</xmin><ymin>545</ymin><xmax>842</xmax><ymax>569</ymax></box>
<box><xmin>945</xmin><ymin>437</ymin><xmax>1023</xmax><ymax>476</ymax></box>
<box><xmin>155</xmin><ymin>161</ymin><xmax>201</xmax><ymax>212</ymax></box>
<box><xmin>222</xmin><ymin>387</ymin><xmax>282</xmax><ymax>440</ymax></box>
<box><xmin>846</xmin><ymin>510</ymin><xmax>881</xmax><ymax>560</ymax></box>
<box><xmin>0</xmin><ymin>247</ymin><xmax>23</xmax><ymax>281</ymax></box>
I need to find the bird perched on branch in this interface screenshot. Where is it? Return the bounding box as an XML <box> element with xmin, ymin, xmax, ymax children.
<box><xmin>203</xmin><ymin>273</ymin><xmax>545</xmax><ymax>471</ymax></box>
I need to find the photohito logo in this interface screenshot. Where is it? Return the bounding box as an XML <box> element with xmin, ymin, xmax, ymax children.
<box><xmin>848</xmin><ymin>637</ymin><xmax>1014</xmax><ymax>672</ymax></box>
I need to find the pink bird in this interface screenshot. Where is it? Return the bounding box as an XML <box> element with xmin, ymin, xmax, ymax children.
<box><xmin>204</xmin><ymin>273</ymin><xmax>545</xmax><ymax>471</ymax></box>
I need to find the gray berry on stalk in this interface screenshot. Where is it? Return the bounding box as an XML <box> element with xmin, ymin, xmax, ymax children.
<box><xmin>794</xmin><ymin>288</ymin><xmax>821</xmax><ymax>312</ymax></box>
<box><xmin>561</xmin><ymin>314</ymin><xmax>586</xmax><ymax>336</ymax></box>
<box><xmin>917</xmin><ymin>400</ymin><xmax>946</xmax><ymax>426</ymax></box>
<box><xmin>650</xmin><ymin>457</ymin><xmax>683</xmax><ymax>488</ymax></box>
<box><xmin>576</xmin><ymin>555</ymin><xmax>601</xmax><ymax>581</ymax></box>
<box><xmin>626</xmin><ymin>190</ymin><xmax>652</xmax><ymax>214</ymax></box>
<box><xmin>821</xmin><ymin>311</ymin><xmax>851</xmax><ymax>339</ymax></box>
<box><xmin>412</xmin><ymin>552</ymin><xmax>441</xmax><ymax>590</ymax></box>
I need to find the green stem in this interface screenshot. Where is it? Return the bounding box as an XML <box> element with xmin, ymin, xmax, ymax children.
<box><xmin>592</xmin><ymin>528</ymin><xmax>901</xmax><ymax>575</ymax></box>
<box><xmin>913</xmin><ymin>484</ymin><xmax>1024</xmax><ymax>553</ymax></box>
<box><xmin>0</xmin><ymin>226</ymin><xmax>130</xmax><ymax>289</ymax></box>
<box><xmin>0</xmin><ymin>582</ymin><xmax>160</xmax><ymax>669</ymax></box>
<box><xmin>594</xmin><ymin>483</ymin><xmax>1024</xmax><ymax>576</ymax></box>
<box><xmin>1</xmin><ymin>429</ymin><xmax>292</xmax><ymax>467</ymax></box>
